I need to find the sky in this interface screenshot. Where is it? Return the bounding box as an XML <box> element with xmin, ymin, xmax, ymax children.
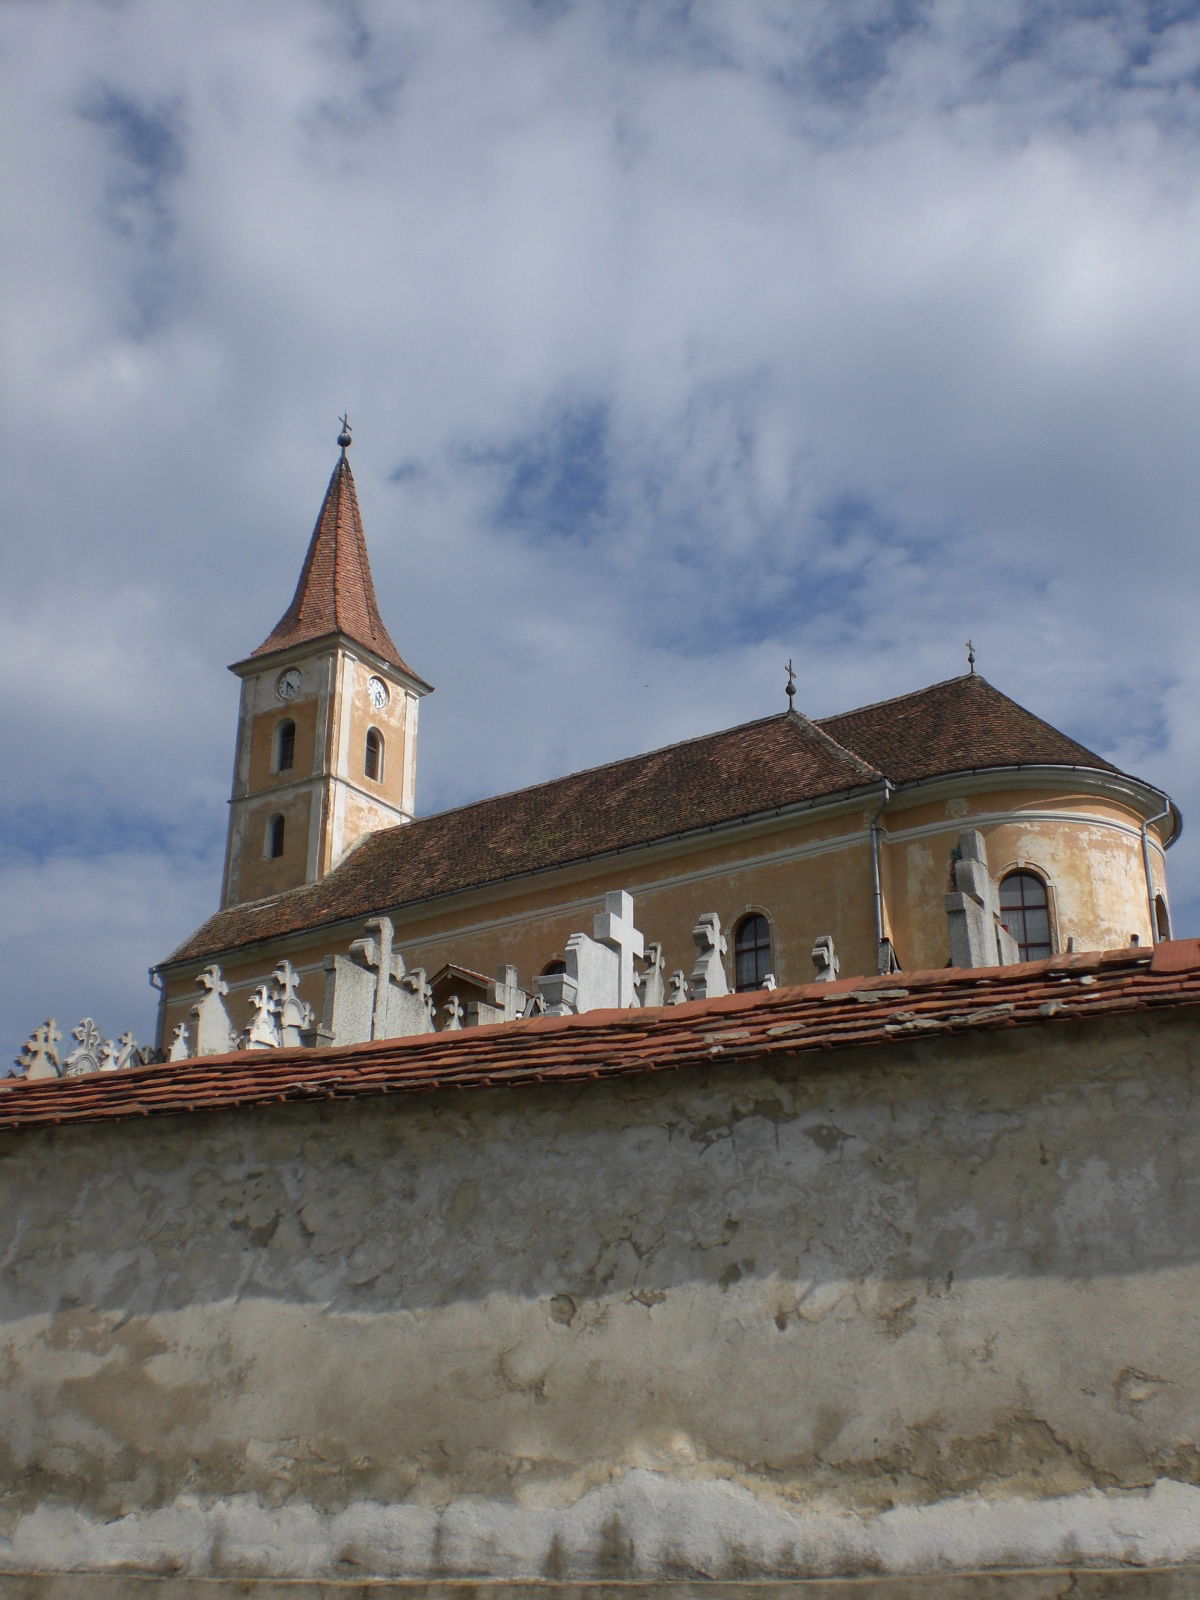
<box><xmin>3</xmin><ymin>0</ymin><xmax>1200</xmax><ymax>1057</ymax></box>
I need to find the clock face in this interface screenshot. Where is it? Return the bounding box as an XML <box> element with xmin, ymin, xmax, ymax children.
<box><xmin>276</xmin><ymin>668</ymin><xmax>302</xmax><ymax>701</ymax></box>
<box><xmin>367</xmin><ymin>676</ymin><xmax>390</xmax><ymax>710</ymax></box>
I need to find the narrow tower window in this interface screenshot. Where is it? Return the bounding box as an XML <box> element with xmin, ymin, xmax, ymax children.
<box><xmin>275</xmin><ymin>719</ymin><xmax>295</xmax><ymax>773</ymax></box>
<box><xmin>266</xmin><ymin>814</ymin><xmax>286</xmax><ymax>859</ymax></box>
<box><xmin>365</xmin><ymin>727</ymin><xmax>384</xmax><ymax>782</ymax></box>
<box><xmin>734</xmin><ymin>913</ymin><xmax>773</xmax><ymax>991</ymax></box>
<box><xmin>1155</xmin><ymin>894</ymin><xmax>1171</xmax><ymax>941</ymax></box>
<box><xmin>998</xmin><ymin>871</ymin><xmax>1052</xmax><ymax>962</ymax></box>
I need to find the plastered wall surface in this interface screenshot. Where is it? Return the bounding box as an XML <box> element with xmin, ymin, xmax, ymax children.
<box><xmin>2</xmin><ymin>1014</ymin><xmax>1198</xmax><ymax>1594</ymax></box>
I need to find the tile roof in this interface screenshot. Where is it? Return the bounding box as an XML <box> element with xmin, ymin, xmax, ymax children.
<box><xmin>818</xmin><ymin>671</ymin><xmax>1116</xmax><ymax>783</ymax></box>
<box><xmin>243</xmin><ymin>449</ymin><xmax>428</xmax><ymax>684</ymax></box>
<box><xmin>6</xmin><ymin>942</ymin><xmax>1198</xmax><ymax>1132</ymax></box>
<box><xmin>165</xmin><ymin>711</ymin><xmax>882</xmax><ymax>963</ymax></box>
<box><xmin>165</xmin><ymin>674</ymin><xmax>1156</xmax><ymax>968</ymax></box>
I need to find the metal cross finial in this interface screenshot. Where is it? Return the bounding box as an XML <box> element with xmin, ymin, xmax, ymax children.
<box><xmin>966</xmin><ymin>639</ymin><xmax>976</xmax><ymax>674</ymax></box>
<box><xmin>337</xmin><ymin>414</ymin><xmax>352</xmax><ymax>452</ymax></box>
<box><xmin>785</xmin><ymin>659</ymin><xmax>797</xmax><ymax>712</ymax></box>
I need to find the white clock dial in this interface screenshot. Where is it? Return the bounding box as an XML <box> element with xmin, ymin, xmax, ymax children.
<box><xmin>276</xmin><ymin>668</ymin><xmax>302</xmax><ymax>701</ymax></box>
<box><xmin>367</xmin><ymin>676</ymin><xmax>390</xmax><ymax>710</ymax></box>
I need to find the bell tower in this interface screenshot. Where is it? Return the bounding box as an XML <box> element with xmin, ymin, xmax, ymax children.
<box><xmin>220</xmin><ymin>422</ymin><xmax>432</xmax><ymax>909</ymax></box>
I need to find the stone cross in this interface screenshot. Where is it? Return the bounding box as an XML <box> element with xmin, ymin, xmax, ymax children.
<box><xmin>636</xmin><ymin>941</ymin><xmax>666</xmax><ymax>1008</ymax></box>
<box><xmin>811</xmin><ymin>935</ymin><xmax>840</xmax><ymax>983</ymax></box>
<box><xmin>273</xmin><ymin>961</ymin><xmax>314</xmax><ymax>1047</ymax></box>
<box><xmin>169</xmin><ymin>1023</ymin><xmax>191</xmax><ymax>1062</ymax></box>
<box><xmin>689</xmin><ymin>913</ymin><xmax>729</xmax><ymax>1000</ymax></box>
<box><xmin>443</xmin><ymin>995</ymin><xmax>464</xmax><ymax>1031</ymax></box>
<box><xmin>98</xmin><ymin>1038</ymin><xmax>122</xmax><ymax>1073</ymax></box>
<box><xmin>468</xmin><ymin>965</ymin><xmax>531</xmax><ymax>1027</ymax></box>
<box><xmin>16</xmin><ymin>1019</ymin><xmax>61</xmax><ymax>1081</ymax></box>
<box><xmin>114</xmin><ymin>1031</ymin><xmax>142</xmax><ymax>1072</ymax></box>
<box><xmin>63</xmin><ymin>1019</ymin><xmax>105</xmax><ymax>1077</ymax></box>
<box><xmin>666</xmin><ymin>971</ymin><xmax>689</xmax><ymax>1006</ymax></box>
<box><xmin>945</xmin><ymin>830</ymin><xmax>1019</xmax><ymax>969</ymax></box>
<box><xmin>593</xmin><ymin>891</ymin><xmax>644</xmax><ymax>1008</ymax></box>
<box><xmin>761</xmin><ymin>973</ymin><xmax>777</xmax><ymax>990</ymax></box>
<box><xmin>318</xmin><ymin>917</ymin><xmax>435</xmax><ymax>1046</ymax></box>
<box><xmin>192</xmin><ymin>965</ymin><xmax>238</xmax><ymax>1056</ymax></box>
<box><xmin>246</xmin><ymin>984</ymin><xmax>281</xmax><ymax>1050</ymax></box>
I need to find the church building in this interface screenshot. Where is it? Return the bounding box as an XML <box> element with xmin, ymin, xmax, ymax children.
<box><xmin>153</xmin><ymin>427</ymin><xmax>1179</xmax><ymax>1051</ymax></box>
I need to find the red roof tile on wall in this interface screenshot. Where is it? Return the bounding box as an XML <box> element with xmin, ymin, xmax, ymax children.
<box><xmin>7</xmin><ymin>943</ymin><xmax>1198</xmax><ymax>1132</ymax></box>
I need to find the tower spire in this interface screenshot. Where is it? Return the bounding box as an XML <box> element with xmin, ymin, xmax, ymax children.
<box><xmin>244</xmin><ymin>426</ymin><xmax>424</xmax><ymax>682</ymax></box>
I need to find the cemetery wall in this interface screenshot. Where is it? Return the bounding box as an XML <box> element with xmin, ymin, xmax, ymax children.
<box><xmin>1</xmin><ymin>1007</ymin><xmax>1198</xmax><ymax>1594</ymax></box>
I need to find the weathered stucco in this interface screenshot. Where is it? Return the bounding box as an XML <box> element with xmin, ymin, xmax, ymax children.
<box><xmin>1</xmin><ymin>1012</ymin><xmax>1198</xmax><ymax>1593</ymax></box>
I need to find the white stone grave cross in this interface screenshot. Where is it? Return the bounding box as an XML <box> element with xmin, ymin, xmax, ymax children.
<box><xmin>637</xmin><ymin>941</ymin><xmax>666</xmax><ymax>1008</ymax></box>
<box><xmin>192</xmin><ymin>965</ymin><xmax>238</xmax><ymax>1056</ymax></box>
<box><xmin>273</xmin><ymin>961</ymin><xmax>314</xmax><ymax>1047</ymax></box>
<box><xmin>246</xmin><ymin>984</ymin><xmax>282</xmax><ymax>1050</ymax></box>
<box><xmin>16</xmin><ymin>1019</ymin><xmax>61</xmax><ymax>1080</ymax></box>
<box><xmin>443</xmin><ymin>995</ymin><xmax>464</xmax><ymax>1031</ymax></box>
<box><xmin>63</xmin><ymin>1019</ymin><xmax>105</xmax><ymax>1077</ymax></box>
<box><xmin>169</xmin><ymin>1023</ymin><xmax>191</xmax><ymax>1062</ymax></box>
<box><xmin>593</xmin><ymin>891</ymin><xmax>645</xmax><ymax>1008</ymax></box>
<box><xmin>811</xmin><ymin>935</ymin><xmax>840</xmax><ymax>983</ymax></box>
<box><xmin>689</xmin><ymin>913</ymin><xmax>729</xmax><ymax>1000</ymax></box>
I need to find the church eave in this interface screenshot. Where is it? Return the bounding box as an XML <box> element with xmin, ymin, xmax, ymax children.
<box><xmin>228</xmin><ymin>629</ymin><xmax>434</xmax><ymax>695</ymax></box>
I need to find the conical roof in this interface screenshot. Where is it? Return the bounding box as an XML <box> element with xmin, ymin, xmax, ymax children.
<box><xmin>245</xmin><ymin>444</ymin><xmax>426</xmax><ymax>683</ymax></box>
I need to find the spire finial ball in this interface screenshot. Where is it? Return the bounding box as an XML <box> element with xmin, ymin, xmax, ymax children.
<box><xmin>337</xmin><ymin>413</ymin><xmax>352</xmax><ymax>451</ymax></box>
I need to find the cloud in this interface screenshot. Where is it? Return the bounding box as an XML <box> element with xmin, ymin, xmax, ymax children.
<box><xmin>3</xmin><ymin>0</ymin><xmax>1200</xmax><ymax>1048</ymax></box>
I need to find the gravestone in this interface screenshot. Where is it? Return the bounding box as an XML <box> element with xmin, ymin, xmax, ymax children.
<box><xmin>637</xmin><ymin>942</ymin><xmax>666</xmax><ymax>1008</ymax></box>
<box><xmin>192</xmin><ymin>966</ymin><xmax>238</xmax><ymax>1056</ymax></box>
<box><xmin>811</xmin><ymin>935</ymin><xmax>840</xmax><ymax>983</ymax></box>
<box><xmin>666</xmin><ymin>971</ymin><xmax>689</xmax><ymax>1006</ymax></box>
<box><xmin>318</xmin><ymin>917</ymin><xmax>434</xmax><ymax>1046</ymax></box>
<box><xmin>168</xmin><ymin>1023</ymin><xmax>191</xmax><ymax>1062</ymax></box>
<box><xmin>273</xmin><ymin>961</ymin><xmax>314</xmax><ymax>1047</ymax></box>
<box><xmin>945</xmin><ymin>830</ymin><xmax>1020</xmax><ymax>968</ymax></box>
<box><xmin>63</xmin><ymin>1020</ymin><xmax>105</xmax><ymax>1077</ymax></box>
<box><xmin>15</xmin><ymin>1020</ymin><xmax>61</xmax><ymax>1081</ymax></box>
<box><xmin>689</xmin><ymin>913</ymin><xmax>729</xmax><ymax>1000</ymax></box>
<box><xmin>246</xmin><ymin>984</ymin><xmax>282</xmax><ymax>1050</ymax></box>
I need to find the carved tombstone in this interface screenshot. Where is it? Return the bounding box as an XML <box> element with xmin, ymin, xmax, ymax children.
<box><xmin>63</xmin><ymin>1019</ymin><xmax>106</xmax><ymax>1077</ymax></box>
<box><xmin>468</xmin><ymin>965</ymin><xmax>531</xmax><ymax>1028</ymax></box>
<box><xmin>317</xmin><ymin>916</ymin><xmax>435</xmax><ymax>1046</ymax></box>
<box><xmin>442</xmin><ymin>995</ymin><xmax>464</xmax><ymax>1031</ymax></box>
<box><xmin>15</xmin><ymin>1019</ymin><xmax>62</xmax><ymax>1081</ymax></box>
<box><xmin>536</xmin><ymin>891</ymin><xmax>646</xmax><ymax>1016</ymax></box>
<box><xmin>945</xmin><ymin>830</ymin><xmax>1020</xmax><ymax>968</ymax></box>
<box><xmin>666</xmin><ymin>971</ymin><xmax>689</xmax><ymax>1006</ymax></box>
<box><xmin>168</xmin><ymin>1023</ymin><xmax>191</xmax><ymax>1062</ymax></box>
<box><xmin>636</xmin><ymin>941</ymin><xmax>667</xmax><ymax>1008</ymax></box>
<box><xmin>811</xmin><ymin>935</ymin><xmax>840</xmax><ymax>983</ymax></box>
<box><xmin>246</xmin><ymin>984</ymin><xmax>282</xmax><ymax>1050</ymax></box>
<box><xmin>192</xmin><ymin>965</ymin><xmax>238</xmax><ymax>1056</ymax></box>
<box><xmin>273</xmin><ymin>961</ymin><xmax>314</xmax><ymax>1048</ymax></box>
<box><xmin>689</xmin><ymin>913</ymin><xmax>729</xmax><ymax>1000</ymax></box>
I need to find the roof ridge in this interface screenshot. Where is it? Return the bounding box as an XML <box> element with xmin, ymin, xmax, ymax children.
<box><xmin>817</xmin><ymin>671</ymin><xmax>976</xmax><ymax>725</ymax></box>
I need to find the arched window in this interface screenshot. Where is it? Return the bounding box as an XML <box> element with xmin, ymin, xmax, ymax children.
<box><xmin>998</xmin><ymin>871</ymin><xmax>1052</xmax><ymax>962</ymax></box>
<box><xmin>275</xmin><ymin>718</ymin><xmax>295</xmax><ymax>773</ymax></box>
<box><xmin>365</xmin><ymin>727</ymin><xmax>383</xmax><ymax>782</ymax></box>
<box><xmin>1155</xmin><ymin>894</ymin><xmax>1171</xmax><ymax>942</ymax></box>
<box><xmin>540</xmin><ymin>958</ymin><xmax>566</xmax><ymax>977</ymax></box>
<box><xmin>734</xmin><ymin>913</ymin><xmax>773</xmax><ymax>991</ymax></box>
<box><xmin>266</xmin><ymin>814</ymin><xmax>285</xmax><ymax>859</ymax></box>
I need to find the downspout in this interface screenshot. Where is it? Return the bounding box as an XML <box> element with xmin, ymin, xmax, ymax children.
<box><xmin>870</xmin><ymin>780</ymin><xmax>894</xmax><ymax>973</ymax></box>
<box><xmin>148</xmin><ymin>966</ymin><xmax>167</xmax><ymax>1057</ymax></box>
<box><xmin>1140</xmin><ymin>801</ymin><xmax>1172</xmax><ymax>943</ymax></box>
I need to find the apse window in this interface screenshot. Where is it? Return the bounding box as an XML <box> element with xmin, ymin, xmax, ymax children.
<box><xmin>365</xmin><ymin>727</ymin><xmax>384</xmax><ymax>782</ymax></box>
<box><xmin>275</xmin><ymin>718</ymin><xmax>296</xmax><ymax>773</ymax></box>
<box><xmin>734</xmin><ymin>913</ymin><xmax>773</xmax><ymax>991</ymax></box>
<box><xmin>998</xmin><ymin>871</ymin><xmax>1052</xmax><ymax>961</ymax></box>
<box><xmin>266</xmin><ymin>814</ymin><xmax>285</xmax><ymax>859</ymax></box>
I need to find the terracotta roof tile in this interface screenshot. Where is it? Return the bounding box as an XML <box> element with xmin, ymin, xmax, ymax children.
<box><xmin>244</xmin><ymin>451</ymin><xmax>427</xmax><ymax>683</ymax></box>
<box><xmin>165</xmin><ymin>712</ymin><xmax>883</xmax><ymax>964</ymax></box>
<box><xmin>6</xmin><ymin>943</ymin><xmax>1198</xmax><ymax>1131</ymax></box>
<box><xmin>818</xmin><ymin>672</ymin><xmax>1116</xmax><ymax>783</ymax></box>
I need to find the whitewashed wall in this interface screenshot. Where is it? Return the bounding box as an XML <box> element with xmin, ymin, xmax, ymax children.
<box><xmin>1</xmin><ymin>1013</ymin><xmax>1198</xmax><ymax>1596</ymax></box>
